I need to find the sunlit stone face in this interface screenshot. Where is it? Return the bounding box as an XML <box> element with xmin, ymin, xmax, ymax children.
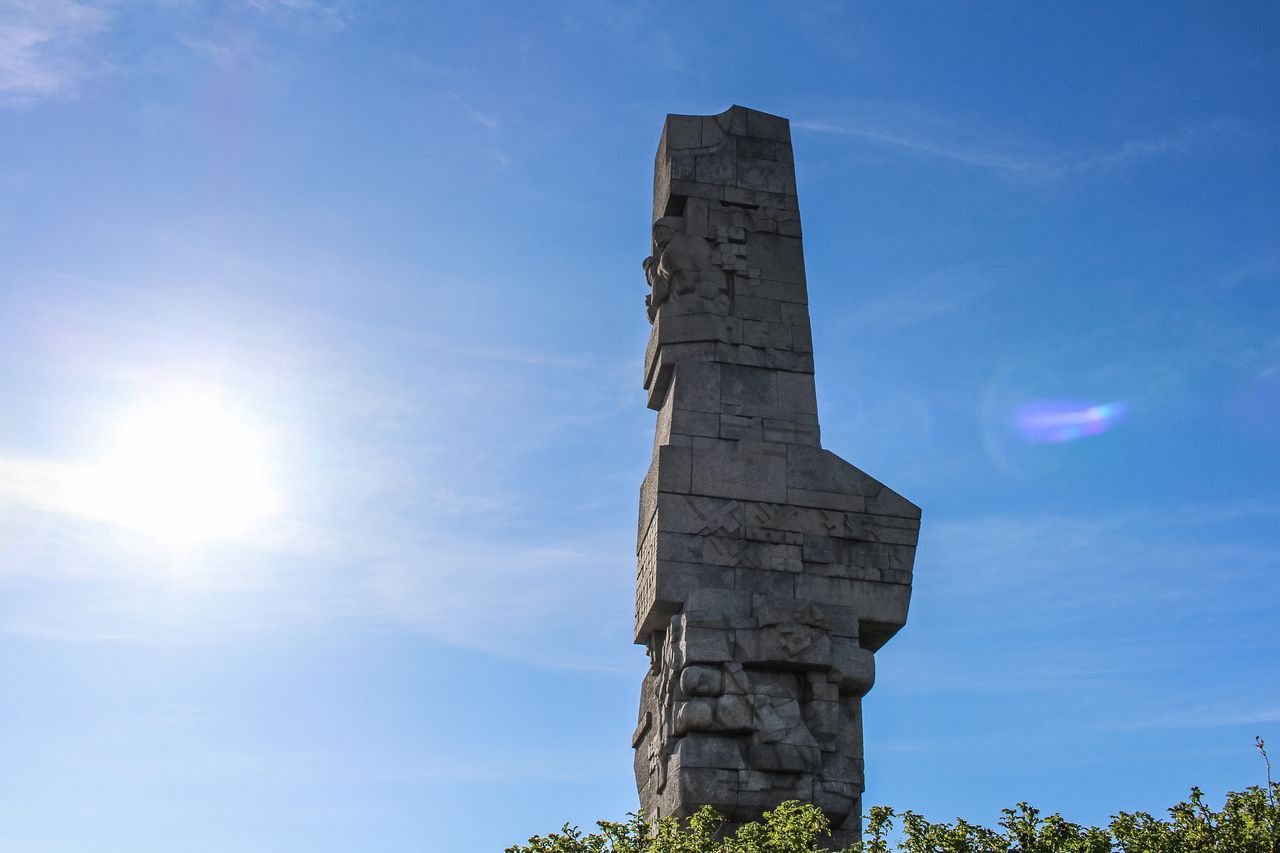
<box><xmin>69</xmin><ymin>393</ymin><xmax>280</xmax><ymax>544</ymax></box>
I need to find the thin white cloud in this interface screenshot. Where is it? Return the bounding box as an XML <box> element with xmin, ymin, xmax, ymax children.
<box><xmin>558</xmin><ymin>1</ymin><xmax>686</xmax><ymax>73</ymax></box>
<box><xmin>797</xmin><ymin>120</ymin><xmax>1050</xmax><ymax>176</ymax></box>
<box><xmin>880</xmin><ymin>503</ymin><xmax>1280</xmax><ymax>720</ymax></box>
<box><xmin>922</xmin><ymin>505</ymin><xmax>1280</xmax><ymax>608</ymax></box>
<box><xmin>796</xmin><ymin>106</ymin><xmax>1238</xmax><ymax>181</ymax></box>
<box><xmin>177</xmin><ymin>32</ymin><xmax>254</xmax><ymax>72</ymax></box>
<box><xmin>1106</xmin><ymin>703</ymin><xmax>1280</xmax><ymax>731</ymax></box>
<box><xmin>0</xmin><ymin>484</ymin><xmax>637</xmax><ymax>669</ymax></box>
<box><xmin>0</xmin><ymin>615</ymin><xmax>132</xmax><ymax>643</ymax></box>
<box><xmin>440</xmin><ymin>90</ymin><xmax>502</xmax><ymax>130</ymax></box>
<box><xmin>0</xmin><ymin>455</ymin><xmax>85</xmax><ymax>517</ymax></box>
<box><xmin>388</xmin><ymin>745</ymin><xmax>623</xmax><ymax>784</ymax></box>
<box><xmin>0</xmin><ymin>0</ymin><xmax>110</xmax><ymax>105</ymax></box>
<box><xmin>466</xmin><ymin>105</ymin><xmax>500</xmax><ymax>129</ymax></box>
<box><xmin>244</xmin><ymin>0</ymin><xmax>351</xmax><ymax>32</ymax></box>
<box><xmin>850</xmin><ymin>265</ymin><xmax>1000</xmax><ymax>330</ymax></box>
<box><xmin>0</xmin><ymin>263</ymin><xmax>644</xmax><ymax>660</ymax></box>
<box><xmin>1208</xmin><ymin>254</ymin><xmax>1279</xmax><ymax>292</ymax></box>
<box><xmin>173</xmin><ymin>1</ymin><xmax>352</xmax><ymax>75</ymax></box>
<box><xmin>363</xmin><ymin>534</ymin><xmax>635</xmax><ymax>671</ymax></box>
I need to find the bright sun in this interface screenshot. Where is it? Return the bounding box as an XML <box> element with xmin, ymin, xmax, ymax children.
<box><xmin>69</xmin><ymin>393</ymin><xmax>281</xmax><ymax>544</ymax></box>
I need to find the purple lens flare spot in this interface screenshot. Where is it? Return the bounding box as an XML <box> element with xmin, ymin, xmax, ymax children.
<box><xmin>1014</xmin><ymin>400</ymin><xmax>1128</xmax><ymax>443</ymax></box>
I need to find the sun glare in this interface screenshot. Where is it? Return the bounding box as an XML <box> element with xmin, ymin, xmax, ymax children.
<box><xmin>69</xmin><ymin>393</ymin><xmax>281</xmax><ymax>544</ymax></box>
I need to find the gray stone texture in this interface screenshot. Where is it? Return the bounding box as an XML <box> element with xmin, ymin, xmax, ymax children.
<box><xmin>635</xmin><ymin>106</ymin><xmax>920</xmax><ymax>847</ymax></box>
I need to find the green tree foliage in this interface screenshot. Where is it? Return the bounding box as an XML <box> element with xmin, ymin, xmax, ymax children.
<box><xmin>506</xmin><ymin>784</ymin><xmax>1280</xmax><ymax>853</ymax></box>
<box><xmin>504</xmin><ymin>801</ymin><xmax>832</xmax><ymax>853</ymax></box>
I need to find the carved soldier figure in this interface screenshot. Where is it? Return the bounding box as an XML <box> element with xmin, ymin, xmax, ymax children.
<box><xmin>642</xmin><ymin>216</ymin><xmax>728</xmax><ymax>322</ymax></box>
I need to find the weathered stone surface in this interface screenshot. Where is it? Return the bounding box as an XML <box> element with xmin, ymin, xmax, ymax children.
<box><xmin>634</xmin><ymin>106</ymin><xmax>920</xmax><ymax>842</ymax></box>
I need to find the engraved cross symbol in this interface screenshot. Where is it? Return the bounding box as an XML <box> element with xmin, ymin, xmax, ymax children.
<box><xmin>689</xmin><ymin>498</ymin><xmax>742</xmax><ymax>537</ymax></box>
<box><xmin>754</xmin><ymin>503</ymin><xmax>797</xmax><ymax>530</ymax></box>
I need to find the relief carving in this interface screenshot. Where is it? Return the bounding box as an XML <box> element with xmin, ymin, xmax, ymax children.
<box><xmin>643</xmin><ymin>216</ymin><xmax>730</xmax><ymax>322</ymax></box>
<box><xmin>634</xmin><ymin>607</ymin><xmax>860</xmax><ymax>826</ymax></box>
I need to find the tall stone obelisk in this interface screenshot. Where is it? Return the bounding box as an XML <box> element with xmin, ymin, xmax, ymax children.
<box><xmin>632</xmin><ymin>106</ymin><xmax>920</xmax><ymax>846</ymax></box>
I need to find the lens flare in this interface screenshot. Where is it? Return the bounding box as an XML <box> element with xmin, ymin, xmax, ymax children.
<box><xmin>1013</xmin><ymin>400</ymin><xmax>1128</xmax><ymax>443</ymax></box>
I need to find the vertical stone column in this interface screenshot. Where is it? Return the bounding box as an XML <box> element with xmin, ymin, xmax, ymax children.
<box><xmin>633</xmin><ymin>106</ymin><xmax>920</xmax><ymax>846</ymax></box>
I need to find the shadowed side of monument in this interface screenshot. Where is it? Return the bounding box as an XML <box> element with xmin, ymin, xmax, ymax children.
<box><xmin>632</xmin><ymin>105</ymin><xmax>921</xmax><ymax>848</ymax></box>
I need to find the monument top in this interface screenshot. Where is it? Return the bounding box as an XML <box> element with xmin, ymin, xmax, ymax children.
<box><xmin>652</xmin><ymin>106</ymin><xmax>797</xmax><ymax>223</ymax></box>
<box><xmin>660</xmin><ymin>105</ymin><xmax>791</xmax><ymax>147</ymax></box>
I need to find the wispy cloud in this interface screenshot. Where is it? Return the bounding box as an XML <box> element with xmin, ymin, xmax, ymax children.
<box><xmin>432</xmin><ymin>91</ymin><xmax>511</xmax><ymax>177</ymax></box>
<box><xmin>437</xmin><ymin>89</ymin><xmax>503</xmax><ymax>132</ymax></box>
<box><xmin>1107</xmin><ymin>703</ymin><xmax>1280</xmax><ymax>732</ymax></box>
<box><xmin>1208</xmin><ymin>254</ymin><xmax>1279</xmax><ymax>293</ymax></box>
<box><xmin>172</xmin><ymin>0</ymin><xmax>352</xmax><ymax>76</ymax></box>
<box><xmin>850</xmin><ymin>265</ymin><xmax>1000</xmax><ymax>330</ymax></box>
<box><xmin>464</xmin><ymin>103</ymin><xmax>500</xmax><ymax>130</ymax></box>
<box><xmin>0</xmin><ymin>272</ymin><xmax>640</xmax><ymax>666</ymax></box>
<box><xmin>0</xmin><ymin>0</ymin><xmax>110</xmax><ymax>105</ymax></box>
<box><xmin>922</xmin><ymin>504</ymin><xmax>1280</xmax><ymax>608</ymax></box>
<box><xmin>0</xmin><ymin>455</ymin><xmax>76</xmax><ymax>515</ymax></box>
<box><xmin>387</xmin><ymin>745</ymin><xmax>623</xmax><ymax>784</ymax></box>
<box><xmin>0</xmin><ymin>473</ymin><xmax>636</xmax><ymax>668</ymax></box>
<box><xmin>244</xmin><ymin>0</ymin><xmax>351</xmax><ymax>32</ymax></box>
<box><xmin>884</xmin><ymin>503</ymin><xmax>1280</xmax><ymax>714</ymax></box>
<box><xmin>558</xmin><ymin>0</ymin><xmax>686</xmax><ymax>73</ymax></box>
<box><xmin>796</xmin><ymin>104</ymin><xmax>1238</xmax><ymax>181</ymax></box>
<box><xmin>363</xmin><ymin>535</ymin><xmax>634</xmax><ymax>670</ymax></box>
<box><xmin>177</xmin><ymin>31</ymin><xmax>256</xmax><ymax>72</ymax></box>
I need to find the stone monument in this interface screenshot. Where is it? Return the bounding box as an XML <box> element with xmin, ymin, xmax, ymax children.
<box><xmin>632</xmin><ymin>106</ymin><xmax>920</xmax><ymax>846</ymax></box>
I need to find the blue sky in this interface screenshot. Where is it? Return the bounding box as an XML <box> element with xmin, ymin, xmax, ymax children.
<box><xmin>1</xmin><ymin>1</ymin><xmax>1278</xmax><ymax>851</ymax></box>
